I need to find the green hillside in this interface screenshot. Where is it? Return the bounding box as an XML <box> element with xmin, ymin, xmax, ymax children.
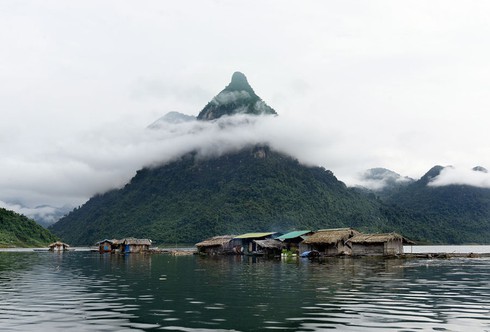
<box><xmin>0</xmin><ymin>208</ymin><xmax>59</xmax><ymax>247</ymax></box>
<box><xmin>383</xmin><ymin>166</ymin><xmax>490</xmax><ymax>244</ymax></box>
<box><xmin>49</xmin><ymin>146</ymin><xmax>401</xmax><ymax>245</ymax></box>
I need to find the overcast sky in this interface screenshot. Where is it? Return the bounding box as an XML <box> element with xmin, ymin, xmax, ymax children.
<box><xmin>2</xmin><ymin>1</ymin><xmax>490</xmax><ymax>220</ymax></box>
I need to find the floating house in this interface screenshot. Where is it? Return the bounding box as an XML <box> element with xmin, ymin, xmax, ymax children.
<box><xmin>96</xmin><ymin>239</ymin><xmax>115</xmax><ymax>253</ymax></box>
<box><xmin>232</xmin><ymin>232</ymin><xmax>278</xmax><ymax>255</ymax></box>
<box><xmin>117</xmin><ymin>238</ymin><xmax>152</xmax><ymax>253</ymax></box>
<box><xmin>302</xmin><ymin>228</ymin><xmax>359</xmax><ymax>256</ymax></box>
<box><xmin>277</xmin><ymin>230</ymin><xmax>313</xmax><ymax>254</ymax></box>
<box><xmin>95</xmin><ymin>238</ymin><xmax>151</xmax><ymax>253</ymax></box>
<box><xmin>253</xmin><ymin>239</ymin><xmax>284</xmax><ymax>257</ymax></box>
<box><xmin>347</xmin><ymin>233</ymin><xmax>415</xmax><ymax>256</ymax></box>
<box><xmin>48</xmin><ymin>241</ymin><xmax>70</xmax><ymax>252</ymax></box>
<box><xmin>195</xmin><ymin>235</ymin><xmax>235</xmax><ymax>255</ymax></box>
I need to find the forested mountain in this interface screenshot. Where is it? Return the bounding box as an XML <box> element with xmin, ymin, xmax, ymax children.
<box><xmin>382</xmin><ymin>166</ymin><xmax>490</xmax><ymax>244</ymax></box>
<box><xmin>48</xmin><ymin>72</ymin><xmax>490</xmax><ymax>245</ymax></box>
<box><xmin>49</xmin><ymin>146</ymin><xmax>400</xmax><ymax>245</ymax></box>
<box><xmin>0</xmin><ymin>208</ymin><xmax>59</xmax><ymax>247</ymax></box>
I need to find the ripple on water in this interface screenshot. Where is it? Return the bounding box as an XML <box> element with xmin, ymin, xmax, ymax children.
<box><xmin>2</xmin><ymin>252</ymin><xmax>490</xmax><ymax>331</ymax></box>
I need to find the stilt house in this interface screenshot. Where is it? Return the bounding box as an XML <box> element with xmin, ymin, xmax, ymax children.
<box><xmin>48</xmin><ymin>241</ymin><xmax>70</xmax><ymax>252</ymax></box>
<box><xmin>302</xmin><ymin>228</ymin><xmax>359</xmax><ymax>256</ymax></box>
<box><xmin>117</xmin><ymin>238</ymin><xmax>152</xmax><ymax>253</ymax></box>
<box><xmin>96</xmin><ymin>239</ymin><xmax>115</xmax><ymax>253</ymax></box>
<box><xmin>232</xmin><ymin>232</ymin><xmax>278</xmax><ymax>255</ymax></box>
<box><xmin>253</xmin><ymin>239</ymin><xmax>284</xmax><ymax>257</ymax></box>
<box><xmin>96</xmin><ymin>238</ymin><xmax>151</xmax><ymax>253</ymax></box>
<box><xmin>347</xmin><ymin>233</ymin><xmax>415</xmax><ymax>256</ymax></box>
<box><xmin>195</xmin><ymin>235</ymin><xmax>235</xmax><ymax>255</ymax></box>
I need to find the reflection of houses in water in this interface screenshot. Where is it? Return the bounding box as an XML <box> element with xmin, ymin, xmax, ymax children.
<box><xmin>95</xmin><ymin>238</ymin><xmax>152</xmax><ymax>253</ymax></box>
<box><xmin>302</xmin><ymin>228</ymin><xmax>359</xmax><ymax>256</ymax></box>
<box><xmin>347</xmin><ymin>233</ymin><xmax>415</xmax><ymax>256</ymax></box>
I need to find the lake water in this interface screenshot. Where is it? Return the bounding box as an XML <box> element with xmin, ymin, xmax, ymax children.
<box><xmin>1</xmin><ymin>247</ymin><xmax>490</xmax><ymax>331</ymax></box>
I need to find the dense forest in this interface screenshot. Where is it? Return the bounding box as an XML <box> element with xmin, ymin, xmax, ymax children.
<box><xmin>50</xmin><ymin>146</ymin><xmax>398</xmax><ymax>245</ymax></box>
<box><xmin>0</xmin><ymin>208</ymin><xmax>58</xmax><ymax>247</ymax></box>
<box><xmin>382</xmin><ymin>166</ymin><xmax>490</xmax><ymax>244</ymax></box>
<box><xmin>49</xmin><ymin>146</ymin><xmax>490</xmax><ymax>246</ymax></box>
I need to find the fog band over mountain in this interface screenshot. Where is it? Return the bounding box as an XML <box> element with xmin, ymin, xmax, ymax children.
<box><xmin>429</xmin><ymin>166</ymin><xmax>490</xmax><ymax>188</ymax></box>
<box><xmin>2</xmin><ymin>70</ymin><xmax>490</xmax><ymax>225</ymax></box>
<box><xmin>2</xmin><ymin>108</ymin><xmax>490</xmax><ymax>226</ymax></box>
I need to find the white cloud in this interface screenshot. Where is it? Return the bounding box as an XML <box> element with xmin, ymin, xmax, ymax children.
<box><xmin>429</xmin><ymin>167</ymin><xmax>490</xmax><ymax>189</ymax></box>
<box><xmin>213</xmin><ymin>91</ymin><xmax>251</xmax><ymax>105</ymax></box>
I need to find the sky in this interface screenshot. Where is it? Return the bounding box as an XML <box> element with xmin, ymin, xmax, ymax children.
<box><xmin>1</xmin><ymin>1</ymin><xmax>490</xmax><ymax>223</ymax></box>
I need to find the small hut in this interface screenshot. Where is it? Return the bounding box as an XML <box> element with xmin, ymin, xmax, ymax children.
<box><xmin>96</xmin><ymin>239</ymin><xmax>115</xmax><ymax>253</ymax></box>
<box><xmin>195</xmin><ymin>235</ymin><xmax>235</xmax><ymax>255</ymax></box>
<box><xmin>348</xmin><ymin>233</ymin><xmax>415</xmax><ymax>256</ymax></box>
<box><xmin>48</xmin><ymin>241</ymin><xmax>70</xmax><ymax>252</ymax></box>
<box><xmin>253</xmin><ymin>239</ymin><xmax>284</xmax><ymax>257</ymax></box>
<box><xmin>119</xmin><ymin>238</ymin><xmax>152</xmax><ymax>253</ymax></box>
<box><xmin>232</xmin><ymin>232</ymin><xmax>278</xmax><ymax>255</ymax></box>
<box><xmin>302</xmin><ymin>228</ymin><xmax>359</xmax><ymax>256</ymax></box>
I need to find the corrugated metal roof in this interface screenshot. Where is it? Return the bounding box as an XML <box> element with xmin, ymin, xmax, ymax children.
<box><xmin>277</xmin><ymin>230</ymin><xmax>312</xmax><ymax>241</ymax></box>
<box><xmin>234</xmin><ymin>232</ymin><xmax>276</xmax><ymax>239</ymax></box>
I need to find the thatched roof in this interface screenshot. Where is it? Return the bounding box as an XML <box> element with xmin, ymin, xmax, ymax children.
<box><xmin>195</xmin><ymin>235</ymin><xmax>235</xmax><ymax>248</ymax></box>
<box><xmin>348</xmin><ymin>233</ymin><xmax>415</xmax><ymax>244</ymax></box>
<box><xmin>119</xmin><ymin>238</ymin><xmax>152</xmax><ymax>246</ymax></box>
<box><xmin>254</xmin><ymin>239</ymin><xmax>284</xmax><ymax>250</ymax></box>
<box><xmin>95</xmin><ymin>239</ymin><xmax>115</xmax><ymax>245</ymax></box>
<box><xmin>49</xmin><ymin>241</ymin><xmax>69</xmax><ymax>248</ymax></box>
<box><xmin>302</xmin><ymin>228</ymin><xmax>359</xmax><ymax>245</ymax></box>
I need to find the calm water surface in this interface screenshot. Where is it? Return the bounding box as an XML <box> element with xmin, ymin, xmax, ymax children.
<box><xmin>1</xmin><ymin>249</ymin><xmax>490</xmax><ymax>331</ymax></box>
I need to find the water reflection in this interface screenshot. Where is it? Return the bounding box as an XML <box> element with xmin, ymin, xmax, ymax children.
<box><xmin>1</xmin><ymin>252</ymin><xmax>490</xmax><ymax>331</ymax></box>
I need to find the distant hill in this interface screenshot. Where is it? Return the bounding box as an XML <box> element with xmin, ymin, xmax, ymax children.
<box><xmin>148</xmin><ymin>111</ymin><xmax>196</xmax><ymax>128</ymax></box>
<box><xmin>382</xmin><ymin>166</ymin><xmax>490</xmax><ymax>244</ymax></box>
<box><xmin>356</xmin><ymin>167</ymin><xmax>414</xmax><ymax>198</ymax></box>
<box><xmin>0</xmin><ymin>207</ymin><xmax>59</xmax><ymax>247</ymax></box>
<box><xmin>49</xmin><ymin>146</ymin><xmax>399</xmax><ymax>245</ymax></box>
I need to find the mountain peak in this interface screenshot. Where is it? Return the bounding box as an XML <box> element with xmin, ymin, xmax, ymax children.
<box><xmin>197</xmin><ymin>72</ymin><xmax>277</xmax><ymax>121</ymax></box>
<box><xmin>420</xmin><ymin>165</ymin><xmax>445</xmax><ymax>185</ymax></box>
<box><xmin>226</xmin><ymin>72</ymin><xmax>254</xmax><ymax>93</ymax></box>
<box><xmin>473</xmin><ymin>166</ymin><xmax>488</xmax><ymax>173</ymax></box>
